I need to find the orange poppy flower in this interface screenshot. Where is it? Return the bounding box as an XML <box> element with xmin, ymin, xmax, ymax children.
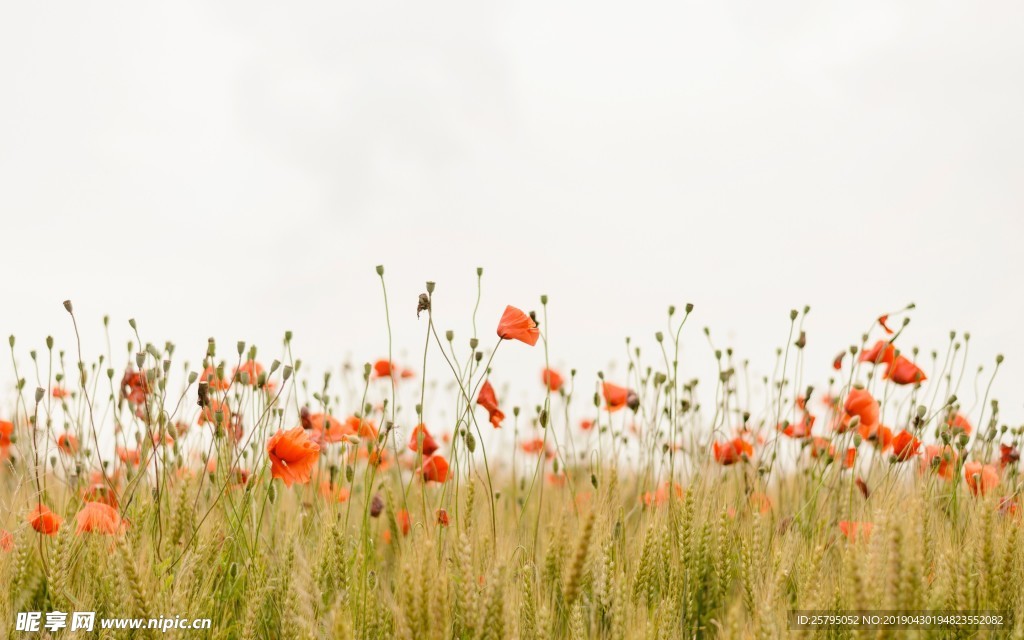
<box><xmin>477</xmin><ymin>380</ymin><xmax>504</xmax><ymax>428</ymax></box>
<box><xmin>602</xmin><ymin>382</ymin><xmax>630</xmax><ymax>412</ymax></box>
<box><xmin>641</xmin><ymin>481</ymin><xmax>684</xmax><ymax>507</ymax></box>
<box><xmin>885</xmin><ymin>356</ymin><xmax>927</xmax><ymax>385</ymax></box>
<box><xmin>419</xmin><ymin>455</ymin><xmax>449</xmax><ymax>483</ymax></box>
<box><xmin>198</xmin><ymin>399</ymin><xmax>232</xmax><ymax>431</ymax></box>
<box><xmin>838</xmin><ymin>520</ymin><xmax>873</xmax><ymax>542</ymax></box>
<box><xmin>396</xmin><ymin>509</ymin><xmax>411</xmax><ymax>535</ymax></box>
<box><xmin>372</xmin><ymin>359</ymin><xmax>396</xmax><ymax>378</ymax></box>
<box><xmin>199</xmin><ymin>365</ymin><xmax>230</xmax><ymax>391</ymax></box>
<box><xmin>75</xmin><ymin>502</ymin><xmax>122</xmax><ymax>535</ymax></box>
<box><xmin>408</xmin><ymin>424</ymin><xmax>439</xmax><ymax>456</ymax></box>
<box><xmin>842</xmin><ymin>447</ymin><xmax>857</xmax><ymax>469</ymax></box>
<box><xmin>809</xmin><ymin>437</ymin><xmax>832</xmax><ymax>459</ymax></box>
<box><xmin>712</xmin><ymin>437</ymin><xmax>754</xmax><ymax>465</ymax></box>
<box><xmin>27</xmin><ymin>504</ymin><xmax>62</xmax><ymax>536</ymax></box>
<box><xmin>233</xmin><ymin>360</ymin><xmax>264</xmax><ymax>386</ymax></box>
<box><xmin>520</xmin><ymin>437</ymin><xmax>548</xmax><ymax>456</ymax></box>
<box><xmin>56</xmin><ymin>433</ymin><xmax>79</xmax><ymax>455</ymax></box>
<box><xmin>832</xmin><ymin>352</ymin><xmax>845</xmax><ymax>370</ymax></box>
<box><xmin>750</xmin><ymin>492</ymin><xmax>773</xmax><ymax>513</ymax></box>
<box><xmin>318</xmin><ymin>481</ymin><xmax>351</xmax><ymax>503</ymax></box>
<box><xmin>964</xmin><ymin>461</ymin><xmax>999</xmax><ymax>496</ymax></box>
<box><xmin>435</xmin><ymin>509</ymin><xmax>450</xmax><ymax>527</ymax></box>
<box><xmin>51</xmin><ymin>386</ymin><xmax>70</xmax><ymax>399</ymax></box>
<box><xmin>345</xmin><ymin>415</ymin><xmax>378</xmax><ymax>439</ymax></box>
<box><xmin>842</xmin><ymin>387</ymin><xmax>879</xmax><ymax>432</ymax></box>
<box><xmin>82</xmin><ymin>483</ymin><xmax>119</xmax><ymax>508</ymax></box>
<box><xmin>496</xmin><ymin>305</ymin><xmax>539</xmax><ymax>346</ymax></box>
<box><xmin>117</xmin><ymin>447</ymin><xmax>141</xmax><ymax>466</ymax></box>
<box><xmin>580</xmin><ymin>419</ymin><xmax>594</xmax><ymax>431</ymax></box>
<box><xmin>546</xmin><ymin>472</ymin><xmax>566</xmax><ymax>486</ymax></box>
<box><xmin>779</xmin><ymin>413</ymin><xmax>815</xmax><ymax>438</ymax></box>
<box><xmin>944</xmin><ymin>412</ymin><xmax>973</xmax><ymax>436</ymax></box>
<box><xmin>0</xmin><ymin>530</ymin><xmax>12</xmax><ymax>552</ymax></box>
<box><xmin>860</xmin><ymin>340</ymin><xmax>896</xmax><ymax>367</ymax></box>
<box><xmin>920</xmin><ymin>444</ymin><xmax>958</xmax><ymax>480</ymax></box>
<box><xmin>267</xmin><ymin>426</ymin><xmax>321</xmax><ymax>487</ymax></box>
<box><xmin>890</xmin><ymin>430</ymin><xmax>921</xmax><ymax>462</ymax></box>
<box><xmin>542</xmin><ymin>368</ymin><xmax>564</xmax><ymax>392</ymax></box>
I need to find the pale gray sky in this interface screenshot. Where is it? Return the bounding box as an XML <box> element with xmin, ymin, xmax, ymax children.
<box><xmin>2</xmin><ymin>2</ymin><xmax>1023</xmax><ymax>425</ymax></box>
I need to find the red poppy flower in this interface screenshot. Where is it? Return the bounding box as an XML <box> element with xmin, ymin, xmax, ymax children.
<box><xmin>318</xmin><ymin>481</ymin><xmax>351</xmax><ymax>503</ymax></box>
<box><xmin>0</xmin><ymin>530</ymin><xmax>12</xmax><ymax>552</ymax></box>
<box><xmin>435</xmin><ymin>509</ymin><xmax>450</xmax><ymax>527</ymax></box>
<box><xmin>119</xmin><ymin>369</ymin><xmax>150</xmax><ymax>406</ymax></box>
<box><xmin>580</xmin><ymin>419</ymin><xmax>594</xmax><ymax>431</ymax></box>
<box><xmin>712</xmin><ymin>437</ymin><xmax>754</xmax><ymax>465</ymax></box>
<box><xmin>964</xmin><ymin>461</ymin><xmax>999</xmax><ymax>496</ymax></box>
<box><xmin>267</xmin><ymin>426</ymin><xmax>321</xmax><ymax>487</ymax></box>
<box><xmin>419</xmin><ymin>455</ymin><xmax>449</xmax><ymax>483</ymax></box>
<box><xmin>0</xmin><ymin>420</ymin><xmax>13</xmax><ymax>456</ymax></box>
<box><xmin>842</xmin><ymin>387</ymin><xmax>879</xmax><ymax>432</ymax></box>
<box><xmin>602</xmin><ymin>382</ymin><xmax>630</xmax><ymax>412</ymax></box>
<box><xmin>999</xmin><ymin>444</ymin><xmax>1020</xmax><ymax>469</ymax></box>
<box><xmin>859</xmin><ymin>341</ymin><xmax>896</xmax><ymax>367</ymax></box>
<box><xmin>833</xmin><ymin>352</ymin><xmax>845</xmax><ymax>370</ymax></box>
<box><xmin>877</xmin><ymin>315</ymin><xmax>895</xmax><ymax>335</ymax></box>
<box><xmin>838</xmin><ymin>520</ymin><xmax>873</xmax><ymax>542</ymax></box>
<box><xmin>884</xmin><ymin>356</ymin><xmax>926</xmax><ymax>385</ymax></box>
<box><xmin>890</xmin><ymin>430</ymin><xmax>921</xmax><ymax>462</ymax></box>
<box><xmin>56</xmin><ymin>433</ymin><xmax>79</xmax><ymax>455</ymax></box>
<box><xmin>496</xmin><ymin>306</ymin><xmax>539</xmax><ymax>346</ymax></box>
<box><xmin>408</xmin><ymin>424</ymin><xmax>439</xmax><ymax>456</ymax></box>
<box><xmin>477</xmin><ymin>380</ymin><xmax>504</xmax><ymax>428</ymax></box>
<box><xmin>51</xmin><ymin>387</ymin><xmax>70</xmax><ymax>399</ymax></box>
<box><xmin>542</xmin><ymin>368</ymin><xmax>564</xmax><ymax>393</ymax></box>
<box><xmin>75</xmin><ymin>502</ymin><xmax>123</xmax><ymax>535</ymax></box>
<box><xmin>27</xmin><ymin>504</ymin><xmax>62</xmax><ymax>536</ymax></box>
<box><xmin>920</xmin><ymin>444</ymin><xmax>958</xmax><ymax>480</ymax></box>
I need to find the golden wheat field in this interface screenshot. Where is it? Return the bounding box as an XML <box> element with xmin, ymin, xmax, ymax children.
<box><xmin>0</xmin><ymin>269</ymin><xmax>1021</xmax><ymax>639</ymax></box>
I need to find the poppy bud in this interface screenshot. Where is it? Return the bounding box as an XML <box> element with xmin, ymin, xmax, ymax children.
<box><xmin>476</xmin><ymin>267</ymin><xmax>483</xmax><ymax>276</ymax></box>
<box><xmin>7</xmin><ymin>335</ymin><xmax>13</xmax><ymax>348</ymax></box>
<box><xmin>282</xmin><ymin>366</ymin><xmax>293</xmax><ymax>381</ymax></box>
<box><xmin>466</xmin><ymin>431</ymin><xmax>476</xmax><ymax>453</ymax></box>
<box><xmin>346</xmin><ymin>465</ymin><xmax>354</xmax><ymax>482</ymax></box>
<box><xmin>996</xmin><ymin>354</ymin><xmax>1005</xmax><ymax>365</ymax></box>
<box><xmin>284</xmin><ymin>331</ymin><xmax>293</xmax><ymax>343</ymax></box>
<box><xmin>45</xmin><ymin>336</ymin><xmax>54</xmax><ymax>350</ymax></box>
<box><xmin>538</xmin><ymin>409</ymin><xmax>548</xmax><ymax>428</ymax></box>
<box><xmin>34</xmin><ymin>387</ymin><xmax>44</xmax><ymax>403</ymax></box>
<box><xmin>267</xmin><ymin>483</ymin><xmax>277</xmax><ymax>504</ymax></box>
<box><xmin>540</xmin><ymin>294</ymin><xmax>548</xmax><ymax>305</ymax></box>
<box><xmin>207</xmin><ymin>338</ymin><xmax>216</xmax><ymax>357</ymax></box>
<box><xmin>446</xmin><ymin>330</ymin><xmax>454</xmax><ymax>342</ymax></box>
<box><xmin>370</xmin><ymin>494</ymin><xmax>384</xmax><ymax>517</ymax></box>
<box><xmin>789</xmin><ymin>309</ymin><xmax>798</xmax><ymax>321</ymax></box>
<box><xmin>668</xmin><ymin>305</ymin><xmax>676</xmax><ymax>316</ymax></box>
<box><xmin>63</xmin><ymin>300</ymin><xmax>73</xmax><ymax>313</ymax></box>
<box><xmin>655</xmin><ymin>332</ymin><xmax>663</xmax><ymax>343</ymax></box>
<box><xmin>469</xmin><ymin>338</ymin><xmax>478</xmax><ymax>350</ymax></box>
<box><xmin>376</xmin><ymin>265</ymin><xmax>384</xmax><ymax>276</ymax></box>
<box><xmin>135</xmin><ymin>352</ymin><xmax>145</xmax><ymax>368</ymax></box>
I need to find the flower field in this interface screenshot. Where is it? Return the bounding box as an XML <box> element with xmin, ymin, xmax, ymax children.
<box><xmin>1</xmin><ymin>270</ymin><xmax>1022</xmax><ymax>639</ymax></box>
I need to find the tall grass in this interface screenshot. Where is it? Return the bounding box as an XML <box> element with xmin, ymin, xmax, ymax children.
<box><xmin>1</xmin><ymin>274</ymin><xmax>1021</xmax><ymax>639</ymax></box>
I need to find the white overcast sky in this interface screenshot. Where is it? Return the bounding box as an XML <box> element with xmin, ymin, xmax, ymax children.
<box><xmin>1</xmin><ymin>2</ymin><xmax>1023</xmax><ymax>425</ymax></box>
